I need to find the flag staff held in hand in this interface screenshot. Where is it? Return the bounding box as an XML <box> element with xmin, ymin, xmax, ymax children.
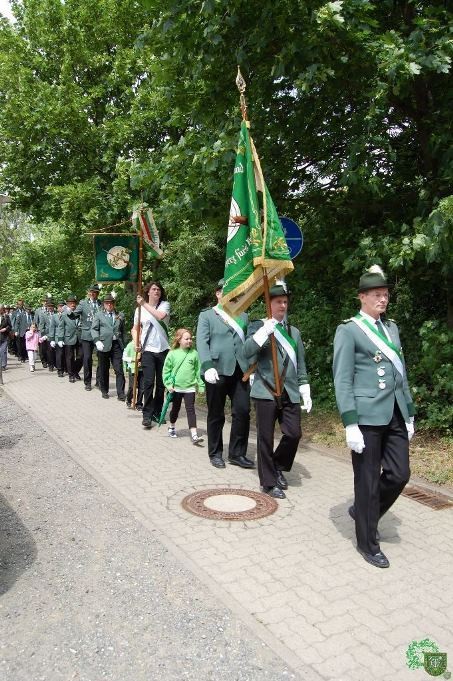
<box><xmin>233</xmin><ymin>66</ymin><xmax>282</xmax><ymax>403</ymax></box>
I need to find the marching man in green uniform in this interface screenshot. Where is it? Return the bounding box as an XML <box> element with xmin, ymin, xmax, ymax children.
<box><xmin>333</xmin><ymin>265</ymin><xmax>415</xmax><ymax>569</ymax></box>
<box><xmin>74</xmin><ymin>284</ymin><xmax>102</xmax><ymax>391</ymax></box>
<box><xmin>244</xmin><ymin>282</ymin><xmax>312</xmax><ymax>498</ymax></box>
<box><xmin>57</xmin><ymin>295</ymin><xmax>83</xmax><ymax>383</ymax></box>
<box><xmin>49</xmin><ymin>300</ymin><xmax>67</xmax><ymax>377</ymax></box>
<box><xmin>38</xmin><ymin>298</ymin><xmax>55</xmax><ymax>371</ymax></box>
<box><xmin>34</xmin><ymin>296</ymin><xmax>50</xmax><ymax>368</ymax></box>
<box><xmin>196</xmin><ymin>279</ymin><xmax>254</xmax><ymax>469</ymax></box>
<box><xmin>91</xmin><ymin>293</ymin><xmax>126</xmax><ymax>400</ymax></box>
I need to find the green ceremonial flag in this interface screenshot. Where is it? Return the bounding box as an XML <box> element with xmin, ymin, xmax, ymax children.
<box><xmin>220</xmin><ymin>120</ymin><xmax>294</xmax><ymax>316</ymax></box>
<box><xmin>94</xmin><ymin>234</ymin><xmax>139</xmax><ymax>282</ymax></box>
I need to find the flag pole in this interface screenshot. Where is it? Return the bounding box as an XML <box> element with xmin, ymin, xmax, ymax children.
<box><xmin>236</xmin><ymin>67</ymin><xmax>281</xmax><ymax>399</ymax></box>
<box><xmin>132</xmin><ymin>207</ymin><xmax>144</xmax><ymax>408</ymax></box>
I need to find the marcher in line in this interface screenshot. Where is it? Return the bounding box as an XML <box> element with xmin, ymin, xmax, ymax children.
<box><xmin>57</xmin><ymin>295</ymin><xmax>83</xmax><ymax>383</ymax></box>
<box><xmin>74</xmin><ymin>284</ymin><xmax>102</xmax><ymax>391</ymax></box>
<box><xmin>0</xmin><ymin>305</ymin><xmax>12</xmax><ymax>370</ymax></box>
<box><xmin>38</xmin><ymin>298</ymin><xmax>55</xmax><ymax>372</ymax></box>
<box><xmin>91</xmin><ymin>293</ymin><xmax>126</xmax><ymax>400</ymax></box>
<box><xmin>163</xmin><ymin>328</ymin><xmax>205</xmax><ymax>445</ymax></box>
<box><xmin>333</xmin><ymin>265</ymin><xmax>415</xmax><ymax>569</ymax></box>
<box><xmin>25</xmin><ymin>322</ymin><xmax>40</xmax><ymax>372</ymax></box>
<box><xmin>243</xmin><ymin>282</ymin><xmax>312</xmax><ymax>498</ymax></box>
<box><xmin>6</xmin><ymin>305</ymin><xmax>17</xmax><ymax>357</ymax></box>
<box><xmin>133</xmin><ymin>281</ymin><xmax>170</xmax><ymax>429</ymax></box>
<box><xmin>34</xmin><ymin>296</ymin><xmax>49</xmax><ymax>368</ymax></box>
<box><xmin>196</xmin><ymin>279</ymin><xmax>254</xmax><ymax>469</ymax></box>
<box><xmin>50</xmin><ymin>300</ymin><xmax>67</xmax><ymax>377</ymax></box>
<box><xmin>13</xmin><ymin>299</ymin><xmax>31</xmax><ymax>362</ymax></box>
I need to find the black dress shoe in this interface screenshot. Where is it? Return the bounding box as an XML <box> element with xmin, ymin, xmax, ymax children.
<box><xmin>58</xmin><ymin>371</ymin><xmax>64</xmax><ymax>377</ymax></box>
<box><xmin>102</xmin><ymin>392</ymin><xmax>109</xmax><ymax>399</ymax></box>
<box><xmin>42</xmin><ymin>363</ymin><xmax>48</xmax><ymax>368</ymax></box>
<box><xmin>357</xmin><ymin>548</ymin><xmax>390</xmax><ymax>568</ymax></box>
<box><xmin>228</xmin><ymin>456</ymin><xmax>255</xmax><ymax>469</ymax></box>
<box><xmin>262</xmin><ymin>486</ymin><xmax>286</xmax><ymax>499</ymax></box>
<box><xmin>48</xmin><ymin>366</ymin><xmax>54</xmax><ymax>372</ymax></box>
<box><xmin>211</xmin><ymin>457</ymin><xmax>226</xmax><ymax>468</ymax></box>
<box><xmin>276</xmin><ymin>471</ymin><xmax>288</xmax><ymax>490</ymax></box>
<box><xmin>142</xmin><ymin>417</ymin><xmax>152</xmax><ymax>429</ymax></box>
<box><xmin>85</xmin><ymin>385</ymin><xmax>92</xmax><ymax>391</ymax></box>
<box><xmin>74</xmin><ymin>373</ymin><xmax>82</xmax><ymax>381</ymax></box>
<box><xmin>69</xmin><ymin>376</ymin><xmax>76</xmax><ymax>383</ymax></box>
<box><xmin>117</xmin><ymin>394</ymin><xmax>126</xmax><ymax>401</ymax></box>
<box><xmin>349</xmin><ymin>505</ymin><xmax>380</xmax><ymax>541</ymax></box>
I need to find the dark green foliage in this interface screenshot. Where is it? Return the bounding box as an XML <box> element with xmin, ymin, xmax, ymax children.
<box><xmin>0</xmin><ymin>0</ymin><xmax>452</xmax><ymax>432</ymax></box>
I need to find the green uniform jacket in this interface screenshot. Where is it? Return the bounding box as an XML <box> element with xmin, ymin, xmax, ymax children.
<box><xmin>244</xmin><ymin>321</ymin><xmax>308</xmax><ymax>403</ymax></box>
<box><xmin>74</xmin><ymin>298</ymin><xmax>102</xmax><ymax>341</ymax></box>
<box><xmin>33</xmin><ymin>307</ymin><xmax>46</xmax><ymax>331</ymax></box>
<box><xmin>196</xmin><ymin>307</ymin><xmax>249</xmax><ymax>376</ymax></box>
<box><xmin>91</xmin><ymin>309</ymin><xmax>126</xmax><ymax>353</ymax></box>
<box><xmin>57</xmin><ymin>311</ymin><xmax>81</xmax><ymax>346</ymax></box>
<box><xmin>38</xmin><ymin>310</ymin><xmax>53</xmax><ymax>337</ymax></box>
<box><xmin>13</xmin><ymin>309</ymin><xmax>33</xmax><ymax>336</ymax></box>
<box><xmin>333</xmin><ymin>318</ymin><xmax>415</xmax><ymax>427</ymax></box>
<box><xmin>48</xmin><ymin>312</ymin><xmax>62</xmax><ymax>343</ymax></box>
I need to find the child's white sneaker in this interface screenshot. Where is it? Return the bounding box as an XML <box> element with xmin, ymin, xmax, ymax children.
<box><xmin>191</xmin><ymin>434</ymin><xmax>204</xmax><ymax>445</ymax></box>
<box><xmin>30</xmin><ymin>366</ymin><xmax>35</xmax><ymax>372</ymax></box>
<box><xmin>168</xmin><ymin>426</ymin><xmax>177</xmax><ymax>438</ymax></box>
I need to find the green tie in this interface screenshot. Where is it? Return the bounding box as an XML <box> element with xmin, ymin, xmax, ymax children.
<box><xmin>376</xmin><ymin>319</ymin><xmax>386</xmax><ymax>337</ymax></box>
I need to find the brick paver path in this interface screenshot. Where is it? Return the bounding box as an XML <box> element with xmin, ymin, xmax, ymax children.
<box><xmin>4</xmin><ymin>361</ymin><xmax>452</xmax><ymax>680</ymax></box>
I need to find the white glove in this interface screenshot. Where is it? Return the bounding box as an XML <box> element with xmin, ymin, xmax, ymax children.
<box><xmin>50</xmin><ymin>341</ymin><xmax>56</xmax><ymax>348</ymax></box>
<box><xmin>345</xmin><ymin>424</ymin><xmax>365</xmax><ymax>454</ymax></box>
<box><xmin>299</xmin><ymin>384</ymin><xmax>312</xmax><ymax>413</ymax></box>
<box><xmin>41</xmin><ymin>335</ymin><xmax>47</xmax><ymax>341</ymax></box>
<box><xmin>249</xmin><ymin>373</ymin><xmax>255</xmax><ymax>387</ymax></box>
<box><xmin>95</xmin><ymin>340</ymin><xmax>104</xmax><ymax>351</ymax></box>
<box><xmin>204</xmin><ymin>368</ymin><xmax>219</xmax><ymax>384</ymax></box>
<box><xmin>406</xmin><ymin>416</ymin><xmax>415</xmax><ymax>441</ymax></box>
<box><xmin>57</xmin><ymin>341</ymin><xmax>64</xmax><ymax>348</ymax></box>
<box><xmin>253</xmin><ymin>318</ymin><xmax>277</xmax><ymax>347</ymax></box>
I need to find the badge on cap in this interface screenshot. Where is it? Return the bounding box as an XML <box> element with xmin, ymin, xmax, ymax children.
<box><xmin>373</xmin><ymin>351</ymin><xmax>383</xmax><ymax>363</ymax></box>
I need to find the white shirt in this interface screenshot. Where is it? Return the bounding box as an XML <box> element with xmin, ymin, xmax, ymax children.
<box><xmin>360</xmin><ymin>310</ymin><xmax>391</xmax><ymax>341</ymax></box>
<box><xmin>134</xmin><ymin>301</ymin><xmax>170</xmax><ymax>352</ymax></box>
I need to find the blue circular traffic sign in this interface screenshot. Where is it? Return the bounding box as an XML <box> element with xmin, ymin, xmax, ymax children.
<box><xmin>279</xmin><ymin>216</ymin><xmax>303</xmax><ymax>260</ymax></box>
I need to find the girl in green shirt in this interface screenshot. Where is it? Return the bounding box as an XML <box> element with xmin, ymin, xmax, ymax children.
<box><xmin>163</xmin><ymin>328</ymin><xmax>205</xmax><ymax>445</ymax></box>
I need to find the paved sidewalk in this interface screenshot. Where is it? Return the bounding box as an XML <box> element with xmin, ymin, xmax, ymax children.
<box><xmin>3</xmin><ymin>360</ymin><xmax>453</xmax><ymax>681</ymax></box>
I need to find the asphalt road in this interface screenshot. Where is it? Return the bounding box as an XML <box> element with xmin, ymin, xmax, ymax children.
<box><xmin>0</xmin><ymin>390</ymin><xmax>299</xmax><ymax>681</ymax></box>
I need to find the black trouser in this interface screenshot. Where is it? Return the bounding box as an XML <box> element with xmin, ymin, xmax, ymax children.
<box><xmin>64</xmin><ymin>342</ymin><xmax>83</xmax><ymax>379</ymax></box>
<box><xmin>16</xmin><ymin>335</ymin><xmax>27</xmax><ymax>361</ymax></box>
<box><xmin>169</xmin><ymin>392</ymin><xmax>197</xmax><ymax>429</ymax></box>
<box><xmin>126</xmin><ymin>370</ymin><xmax>143</xmax><ymax>405</ymax></box>
<box><xmin>352</xmin><ymin>405</ymin><xmax>410</xmax><ymax>555</ymax></box>
<box><xmin>46</xmin><ymin>341</ymin><xmax>55</xmax><ymax>369</ymax></box>
<box><xmin>38</xmin><ymin>339</ymin><xmax>48</xmax><ymax>366</ymax></box>
<box><xmin>81</xmin><ymin>339</ymin><xmax>100</xmax><ymax>386</ymax></box>
<box><xmin>97</xmin><ymin>341</ymin><xmax>125</xmax><ymax>397</ymax></box>
<box><xmin>55</xmin><ymin>344</ymin><xmax>66</xmax><ymax>373</ymax></box>
<box><xmin>254</xmin><ymin>392</ymin><xmax>301</xmax><ymax>487</ymax></box>
<box><xmin>205</xmin><ymin>364</ymin><xmax>250</xmax><ymax>461</ymax></box>
<box><xmin>8</xmin><ymin>334</ymin><xmax>16</xmax><ymax>355</ymax></box>
<box><xmin>141</xmin><ymin>350</ymin><xmax>168</xmax><ymax>419</ymax></box>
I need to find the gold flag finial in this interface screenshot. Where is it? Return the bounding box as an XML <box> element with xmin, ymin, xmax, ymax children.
<box><xmin>236</xmin><ymin>66</ymin><xmax>248</xmax><ymax>121</ymax></box>
<box><xmin>236</xmin><ymin>66</ymin><xmax>246</xmax><ymax>94</ymax></box>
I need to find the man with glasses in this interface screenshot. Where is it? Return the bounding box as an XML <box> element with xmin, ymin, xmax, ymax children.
<box><xmin>333</xmin><ymin>265</ymin><xmax>415</xmax><ymax>569</ymax></box>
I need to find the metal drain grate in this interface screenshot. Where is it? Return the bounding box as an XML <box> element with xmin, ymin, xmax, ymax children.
<box><xmin>402</xmin><ymin>485</ymin><xmax>453</xmax><ymax>510</ymax></box>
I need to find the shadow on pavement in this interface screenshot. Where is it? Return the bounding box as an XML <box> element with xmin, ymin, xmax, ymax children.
<box><xmin>0</xmin><ymin>493</ymin><xmax>37</xmax><ymax>595</ymax></box>
<box><xmin>329</xmin><ymin>500</ymin><xmax>402</xmax><ymax>545</ymax></box>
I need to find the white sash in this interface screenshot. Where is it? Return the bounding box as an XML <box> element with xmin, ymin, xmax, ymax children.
<box><xmin>351</xmin><ymin>317</ymin><xmax>404</xmax><ymax>377</ymax></box>
<box><xmin>214</xmin><ymin>305</ymin><xmax>245</xmax><ymax>343</ymax></box>
<box><xmin>273</xmin><ymin>325</ymin><xmax>297</xmax><ymax>372</ymax></box>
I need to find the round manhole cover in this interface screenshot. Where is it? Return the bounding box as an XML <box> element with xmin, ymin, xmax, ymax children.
<box><xmin>181</xmin><ymin>488</ymin><xmax>278</xmax><ymax>521</ymax></box>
